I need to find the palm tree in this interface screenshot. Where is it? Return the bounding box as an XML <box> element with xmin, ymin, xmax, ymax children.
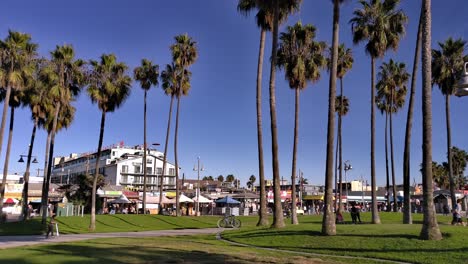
<box><xmin>255</xmin><ymin>0</ymin><xmax>302</xmax><ymax>229</ymax></box>
<box><xmin>431</xmin><ymin>37</ymin><xmax>466</xmax><ymax>209</ymax></box>
<box><xmin>170</xmin><ymin>34</ymin><xmax>198</xmax><ymax>216</ymax></box>
<box><xmin>322</xmin><ymin>0</ymin><xmax>349</xmax><ymax>236</ymax></box>
<box><xmin>39</xmin><ymin>45</ymin><xmax>84</xmax><ymax>225</ymax></box>
<box><xmin>403</xmin><ymin>6</ymin><xmax>423</xmax><ymax>224</ymax></box>
<box><xmin>134</xmin><ymin>58</ymin><xmax>159</xmax><ymax>214</ymax></box>
<box><xmin>328</xmin><ymin>44</ymin><xmax>353</xmax><ymax>213</ymax></box>
<box><xmin>376</xmin><ymin>59</ymin><xmax>409</xmax><ymax>212</ymax></box>
<box><xmin>217</xmin><ymin>175</ymin><xmax>224</xmax><ymax>182</ymax></box>
<box><xmin>375</xmin><ymin>98</ymin><xmax>391</xmax><ymax>211</ymax></box>
<box><xmin>159</xmin><ymin>62</ymin><xmax>190</xmax><ymax>213</ymax></box>
<box><xmin>0</xmin><ymin>31</ymin><xmax>37</xmax><ymax>211</ymax></box>
<box><xmin>237</xmin><ymin>0</ymin><xmax>300</xmax><ymax>228</ymax></box>
<box><xmin>450</xmin><ymin>147</ymin><xmax>468</xmax><ymax>189</ymax></box>
<box><xmin>419</xmin><ymin>0</ymin><xmax>442</xmax><ymax>241</ymax></box>
<box><xmin>20</xmin><ymin>62</ymin><xmax>49</xmax><ymax>221</ymax></box>
<box><xmin>249</xmin><ymin>175</ymin><xmax>256</xmax><ymax>191</ymax></box>
<box><xmin>88</xmin><ymin>54</ymin><xmax>131</xmax><ymax>230</ymax></box>
<box><xmin>277</xmin><ymin>22</ymin><xmax>326</xmax><ymax>225</ymax></box>
<box><xmin>350</xmin><ymin>0</ymin><xmax>407</xmax><ymax>224</ymax></box>
<box><xmin>334</xmin><ymin>95</ymin><xmax>349</xmax><ymax>212</ymax></box>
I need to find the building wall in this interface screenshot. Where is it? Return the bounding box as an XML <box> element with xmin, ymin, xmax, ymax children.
<box><xmin>50</xmin><ymin>146</ymin><xmax>177</xmax><ymax>191</ymax></box>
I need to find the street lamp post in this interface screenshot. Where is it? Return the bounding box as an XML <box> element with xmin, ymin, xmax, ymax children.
<box><xmin>344</xmin><ymin>160</ymin><xmax>352</xmax><ymax>210</ymax></box>
<box><xmin>193</xmin><ymin>157</ymin><xmax>204</xmax><ymax>216</ymax></box>
<box><xmin>19</xmin><ymin>149</ymin><xmax>39</xmax><ymax>221</ymax></box>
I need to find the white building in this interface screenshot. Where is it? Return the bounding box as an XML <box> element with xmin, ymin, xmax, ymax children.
<box><xmin>51</xmin><ymin>144</ymin><xmax>177</xmax><ymax>191</ymax></box>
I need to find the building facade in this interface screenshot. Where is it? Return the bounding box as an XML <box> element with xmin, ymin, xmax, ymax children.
<box><xmin>51</xmin><ymin>144</ymin><xmax>177</xmax><ymax>191</ymax></box>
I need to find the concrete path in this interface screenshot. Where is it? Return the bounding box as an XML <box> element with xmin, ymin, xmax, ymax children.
<box><xmin>0</xmin><ymin>228</ymin><xmax>223</xmax><ymax>249</ymax></box>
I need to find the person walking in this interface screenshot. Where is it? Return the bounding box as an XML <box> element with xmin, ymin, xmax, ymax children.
<box><xmin>45</xmin><ymin>215</ymin><xmax>56</xmax><ymax>238</ymax></box>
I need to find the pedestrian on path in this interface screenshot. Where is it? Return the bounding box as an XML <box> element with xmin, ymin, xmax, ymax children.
<box><xmin>46</xmin><ymin>215</ymin><xmax>56</xmax><ymax>238</ymax></box>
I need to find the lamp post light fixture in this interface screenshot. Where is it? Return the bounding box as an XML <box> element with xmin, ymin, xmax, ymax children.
<box><xmin>193</xmin><ymin>157</ymin><xmax>204</xmax><ymax>216</ymax></box>
<box><xmin>454</xmin><ymin>62</ymin><xmax>468</xmax><ymax>97</ymax></box>
<box><xmin>18</xmin><ymin>155</ymin><xmax>38</xmax><ymax>164</ymax></box>
<box><xmin>344</xmin><ymin>160</ymin><xmax>352</xmax><ymax>209</ymax></box>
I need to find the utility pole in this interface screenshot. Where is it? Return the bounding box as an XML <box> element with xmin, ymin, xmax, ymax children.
<box><xmin>193</xmin><ymin>157</ymin><xmax>204</xmax><ymax>216</ymax></box>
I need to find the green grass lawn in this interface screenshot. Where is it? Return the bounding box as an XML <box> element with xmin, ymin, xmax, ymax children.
<box><xmin>1</xmin><ymin>212</ymin><xmax>466</xmax><ymax>264</ymax></box>
<box><xmin>222</xmin><ymin>212</ymin><xmax>468</xmax><ymax>264</ymax></box>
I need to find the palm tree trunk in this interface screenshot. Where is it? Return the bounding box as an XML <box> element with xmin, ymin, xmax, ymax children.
<box><xmin>256</xmin><ymin>28</ymin><xmax>269</xmax><ymax>227</ymax></box>
<box><xmin>385</xmin><ymin>111</ymin><xmax>390</xmax><ymax>211</ymax></box>
<box><xmin>42</xmin><ymin>102</ymin><xmax>60</xmax><ymax>226</ymax></box>
<box><xmin>322</xmin><ymin>0</ymin><xmax>339</xmax><ymax>236</ymax></box>
<box><xmin>0</xmin><ymin>85</ymin><xmax>12</xmax><ymax>212</ymax></box>
<box><xmin>334</xmin><ymin>116</ymin><xmax>339</xmax><ymax>209</ymax></box>
<box><xmin>174</xmin><ymin>82</ymin><xmax>183</xmax><ymax>217</ymax></box>
<box><xmin>291</xmin><ymin>88</ymin><xmax>299</xmax><ymax>225</ymax></box>
<box><xmin>21</xmin><ymin>117</ymin><xmax>38</xmax><ymax>221</ymax></box>
<box><xmin>390</xmin><ymin>93</ymin><xmax>398</xmax><ymax>213</ymax></box>
<box><xmin>159</xmin><ymin>95</ymin><xmax>174</xmax><ymax>214</ymax></box>
<box><xmin>90</xmin><ymin>111</ymin><xmax>106</xmax><ymax>231</ymax></box>
<box><xmin>445</xmin><ymin>95</ymin><xmax>456</xmax><ymax>208</ymax></box>
<box><xmin>0</xmin><ymin>107</ymin><xmax>15</xmax><ymax>215</ymax></box>
<box><xmin>371</xmin><ymin>57</ymin><xmax>381</xmax><ymax>224</ymax></box>
<box><xmin>142</xmin><ymin>90</ymin><xmax>148</xmax><ymax>214</ymax></box>
<box><xmin>338</xmin><ymin>78</ymin><xmax>343</xmax><ymax>213</ymax></box>
<box><xmin>403</xmin><ymin>7</ymin><xmax>422</xmax><ymax>224</ymax></box>
<box><xmin>420</xmin><ymin>0</ymin><xmax>442</xmax><ymax>240</ymax></box>
<box><xmin>269</xmin><ymin>0</ymin><xmax>284</xmax><ymax>229</ymax></box>
<box><xmin>40</xmin><ymin>131</ymin><xmax>51</xmax><ymax>224</ymax></box>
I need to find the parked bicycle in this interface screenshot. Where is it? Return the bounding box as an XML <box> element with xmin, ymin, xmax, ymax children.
<box><xmin>217</xmin><ymin>214</ymin><xmax>241</xmax><ymax>228</ymax></box>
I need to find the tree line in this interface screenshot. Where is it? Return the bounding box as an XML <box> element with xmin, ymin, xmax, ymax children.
<box><xmin>0</xmin><ymin>31</ymin><xmax>198</xmax><ymax>231</ymax></box>
<box><xmin>238</xmin><ymin>0</ymin><xmax>462</xmax><ymax>240</ymax></box>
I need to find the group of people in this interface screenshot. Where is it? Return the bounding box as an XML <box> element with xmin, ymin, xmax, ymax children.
<box><xmin>336</xmin><ymin>204</ymin><xmax>362</xmax><ymax>224</ymax></box>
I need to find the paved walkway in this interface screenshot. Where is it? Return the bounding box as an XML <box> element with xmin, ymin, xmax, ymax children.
<box><xmin>0</xmin><ymin>228</ymin><xmax>223</xmax><ymax>249</ymax></box>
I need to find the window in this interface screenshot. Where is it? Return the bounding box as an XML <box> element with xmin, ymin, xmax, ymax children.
<box><xmin>168</xmin><ymin>177</ymin><xmax>175</xmax><ymax>185</ymax></box>
<box><xmin>112</xmin><ymin>151</ymin><xmax>116</xmax><ymax>157</ymax></box>
<box><xmin>121</xmin><ymin>176</ymin><xmax>128</xmax><ymax>183</ymax></box>
<box><xmin>169</xmin><ymin>168</ymin><xmax>175</xmax><ymax>176</ymax></box>
<box><xmin>122</xmin><ymin>165</ymin><xmax>128</xmax><ymax>173</ymax></box>
<box><xmin>147</xmin><ymin>159</ymin><xmax>153</xmax><ymax>164</ymax></box>
<box><xmin>156</xmin><ymin>167</ymin><xmax>163</xmax><ymax>175</ymax></box>
<box><xmin>146</xmin><ymin>167</ymin><xmax>152</xmax><ymax>175</ymax></box>
<box><xmin>134</xmin><ymin>165</ymin><xmax>141</xmax><ymax>173</ymax></box>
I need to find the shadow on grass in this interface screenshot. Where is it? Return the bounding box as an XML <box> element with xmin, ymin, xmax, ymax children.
<box><xmin>107</xmin><ymin>215</ymin><xmax>145</xmax><ymax>228</ymax></box>
<box><xmin>154</xmin><ymin>216</ymin><xmax>185</xmax><ymax>229</ymax></box>
<box><xmin>228</xmin><ymin>230</ymin><xmax>322</xmax><ymax>239</ymax></box>
<box><xmin>3</xmin><ymin>242</ymin><xmax>251</xmax><ymax>264</ymax></box>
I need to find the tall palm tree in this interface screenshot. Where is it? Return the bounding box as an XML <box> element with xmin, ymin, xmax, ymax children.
<box><xmin>87</xmin><ymin>54</ymin><xmax>131</xmax><ymax>230</ymax></box>
<box><xmin>431</xmin><ymin>37</ymin><xmax>466</xmax><ymax>208</ymax></box>
<box><xmin>256</xmin><ymin>0</ymin><xmax>302</xmax><ymax>229</ymax></box>
<box><xmin>249</xmin><ymin>175</ymin><xmax>256</xmax><ymax>191</ymax></box>
<box><xmin>350</xmin><ymin>0</ymin><xmax>407</xmax><ymax>224</ymax></box>
<box><xmin>334</xmin><ymin>95</ymin><xmax>349</xmax><ymax>212</ymax></box>
<box><xmin>0</xmin><ymin>31</ymin><xmax>37</xmax><ymax>211</ymax></box>
<box><xmin>328</xmin><ymin>43</ymin><xmax>353</xmax><ymax>213</ymax></box>
<box><xmin>237</xmin><ymin>0</ymin><xmax>300</xmax><ymax>228</ymax></box>
<box><xmin>134</xmin><ymin>58</ymin><xmax>159</xmax><ymax>214</ymax></box>
<box><xmin>159</xmin><ymin>63</ymin><xmax>190</xmax><ymax>213</ymax></box>
<box><xmin>403</xmin><ymin>6</ymin><xmax>423</xmax><ymax>224</ymax></box>
<box><xmin>375</xmin><ymin>99</ymin><xmax>391</xmax><ymax>211</ymax></box>
<box><xmin>170</xmin><ymin>34</ymin><xmax>198</xmax><ymax>217</ymax></box>
<box><xmin>376</xmin><ymin>59</ymin><xmax>409</xmax><ymax>212</ymax></box>
<box><xmin>323</xmin><ymin>0</ymin><xmax>349</xmax><ymax>236</ymax></box>
<box><xmin>20</xmin><ymin>68</ymin><xmax>49</xmax><ymax>221</ymax></box>
<box><xmin>419</xmin><ymin>0</ymin><xmax>442</xmax><ymax>240</ymax></box>
<box><xmin>277</xmin><ymin>22</ymin><xmax>326</xmax><ymax>225</ymax></box>
<box><xmin>40</xmin><ymin>45</ymin><xmax>84</xmax><ymax>225</ymax></box>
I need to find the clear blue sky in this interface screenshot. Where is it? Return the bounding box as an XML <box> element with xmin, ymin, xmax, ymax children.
<box><xmin>1</xmin><ymin>1</ymin><xmax>467</xmax><ymax>187</ymax></box>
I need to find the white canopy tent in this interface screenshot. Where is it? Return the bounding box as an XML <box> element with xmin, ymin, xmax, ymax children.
<box><xmin>179</xmin><ymin>194</ymin><xmax>194</xmax><ymax>203</ymax></box>
<box><xmin>192</xmin><ymin>195</ymin><xmax>212</xmax><ymax>203</ymax></box>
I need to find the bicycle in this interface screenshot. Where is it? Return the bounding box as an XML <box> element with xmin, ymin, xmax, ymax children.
<box><xmin>217</xmin><ymin>214</ymin><xmax>241</xmax><ymax>228</ymax></box>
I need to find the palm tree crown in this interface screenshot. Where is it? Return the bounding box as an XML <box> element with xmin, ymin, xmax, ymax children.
<box><xmin>376</xmin><ymin>59</ymin><xmax>409</xmax><ymax>113</ymax></box>
<box><xmin>134</xmin><ymin>59</ymin><xmax>159</xmax><ymax>91</ymax></box>
<box><xmin>161</xmin><ymin>63</ymin><xmax>191</xmax><ymax>97</ymax></box>
<box><xmin>335</xmin><ymin>95</ymin><xmax>349</xmax><ymax>116</ymax></box>
<box><xmin>277</xmin><ymin>22</ymin><xmax>327</xmax><ymax>90</ymax></box>
<box><xmin>237</xmin><ymin>0</ymin><xmax>301</xmax><ymax>31</ymax></box>
<box><xmin>350</xmin><ymin>0</ymin><xmax>407</xmax><ymax>58</ymax></box>
<box><xmin>327</xmin><ymin>44</ymin><xmax>354</xmax><ymax>79</ymax></box>
<box><xmin>432</xmin><ymin>37</ymin><xmax>467</xmax><ymax>95</ymax></box>
<box><xmin>88</xmin><ymin>54</ymin><xmax>132</xmax><ymax>112</ymax></box>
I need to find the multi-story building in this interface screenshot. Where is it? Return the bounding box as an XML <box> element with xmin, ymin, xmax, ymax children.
<box><xmin>51</xmin><ymin>144</ymin><xmax>177</xmax><ymax>192</ymax></box>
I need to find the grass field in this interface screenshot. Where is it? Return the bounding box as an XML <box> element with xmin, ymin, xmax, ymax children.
<box><xmin>0</xmin><ymin>212</ymin><xmax>466</xmax><ymax>264</ymax></box>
